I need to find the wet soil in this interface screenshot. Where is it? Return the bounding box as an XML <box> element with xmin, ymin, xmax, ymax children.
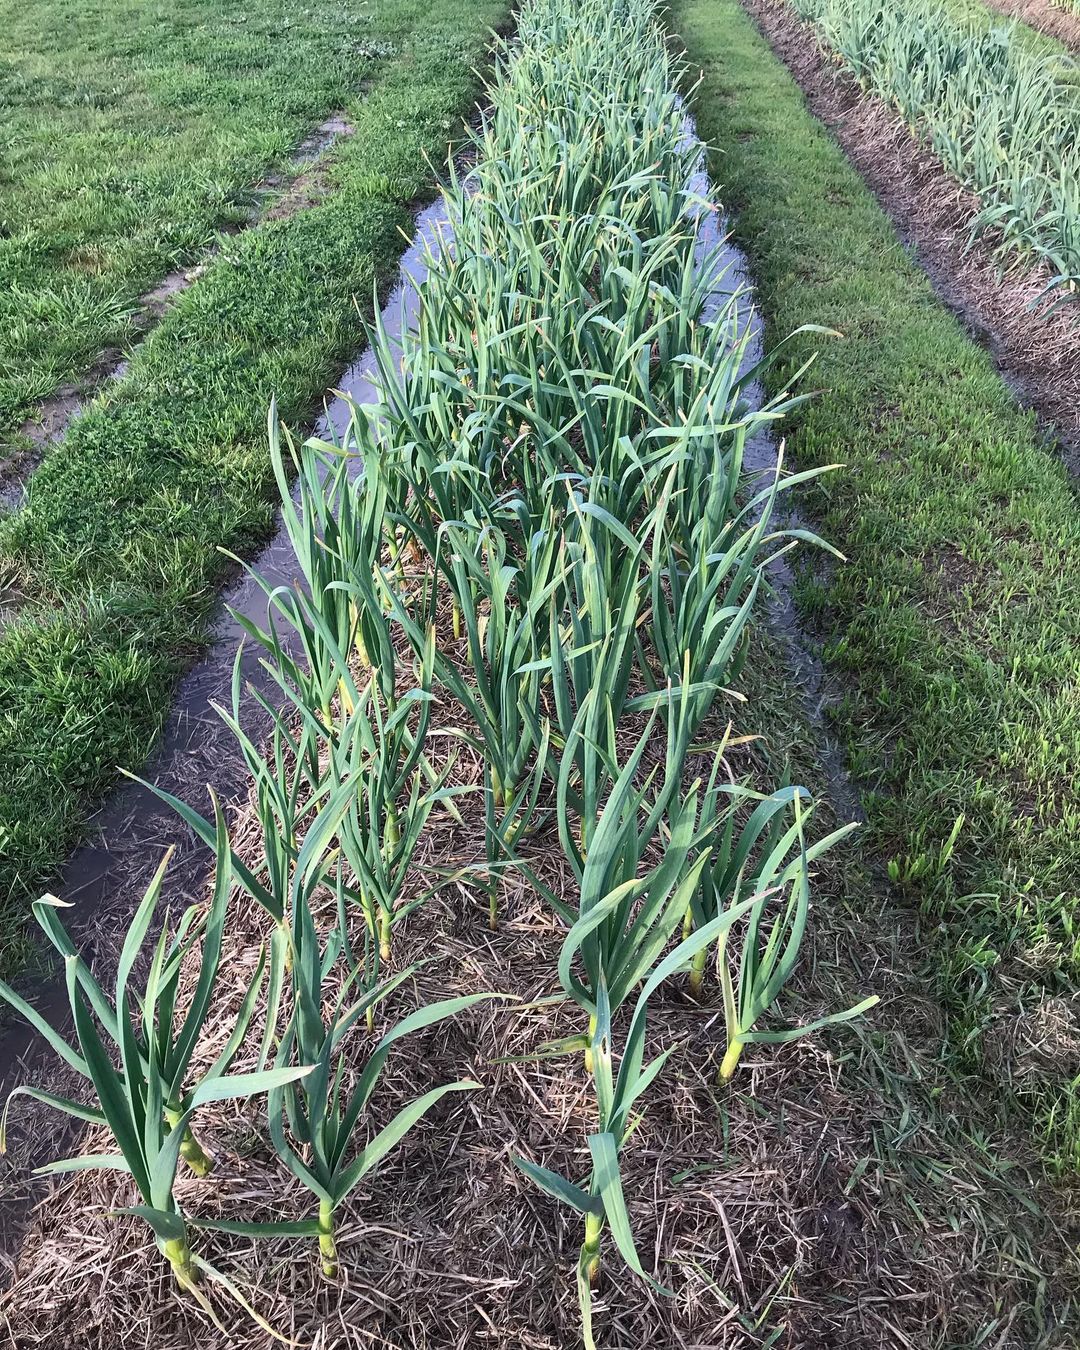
<box><xmin>685</xmin><ymin>120</ymin><xmax>866</xmax><ymax>826</ymax></box>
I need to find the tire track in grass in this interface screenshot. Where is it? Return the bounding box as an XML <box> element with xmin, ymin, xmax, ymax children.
<box><xmin>2</xmin><ymin>112</ymin><xmax>356</xmax><ymax>509</ymax></box>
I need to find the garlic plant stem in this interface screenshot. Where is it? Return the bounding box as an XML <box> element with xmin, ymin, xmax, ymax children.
<box><xmin>318</xmin><ymin>1197</ymin><xmax>338</xmax><ymax>1278</ymax></box>
<box><xmin>582</xmin><ymin>1210</ymin><xmax>604</xmax><ymax>1286</ymax></box>
<box><xmin>166</xmin><ymin>1106</ymin><xmax>213</xmax><ymax>1177</ymax></box>
<box><xmin>719</xmin><ymin>1038</ymin><xmax>744</xmax><ymax>1081</ymax></box>
<box><xmin>162</xmin><ymin>1235</ymin><xmax>198</xmax><ymax>1289</ymax></box>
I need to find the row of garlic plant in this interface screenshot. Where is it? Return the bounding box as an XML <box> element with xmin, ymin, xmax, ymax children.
<box><xmin>790</xmin><ymin>0</ymin><xmax>1080</xmax><ymax>293</ymax></box>
<box><xmin>278</xmin><ymin>0</ymin><xmax>872</xmax><ymax>1338</ymax></box>
<box><xmin>0</xmin><ymin>0</ymin><xmax>875</xmax><ymax>1342</ymax></box>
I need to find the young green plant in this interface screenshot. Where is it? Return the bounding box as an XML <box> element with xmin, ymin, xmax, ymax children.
<box><xmin>0</xmin><ymin>831</ymin><xmax>309</xmax><ymax>1295</ymax></box>
<box><xmin>515</xmin><ymin>697</ymin><xmax>764</xmax><ymax>1346</ymax></box>
<box><xmin>689</xmin><ymin>772</ymin><xmax>878</xmax><ymax>1077</ymax></box>
<box><xmin>381</xmin><ymin>514</ymin><xmax>558</xmax><ymax>928</ymax></box>
<box><xmin>199</xmin><ymin>817</ymin><xmax>500</xmax><ymax>1275</ymax></box>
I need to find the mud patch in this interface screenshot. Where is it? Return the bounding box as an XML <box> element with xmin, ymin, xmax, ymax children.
<box><xmin>260</xmin><ymin>113</ymin><xmax>356</xmax><ymax>224</ymax></box>
<box><xmin>742</xmin><ymin>0</ymin><xmax>1080</xmax><ymax>475</ymax></box>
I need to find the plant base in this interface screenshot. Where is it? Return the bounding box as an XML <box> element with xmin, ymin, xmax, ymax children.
<box><xmin>319</xmin><ymin>1200</ymin><xmax>338</xmax><ymax>1279</ymax></box>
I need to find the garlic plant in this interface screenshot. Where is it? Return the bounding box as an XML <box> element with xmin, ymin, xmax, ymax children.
<box><xmin>515</xmin><ymin>914</ymin><xmax>750</xmax><ymax>1348</ymax></box>
<box><xmin>515</xmin><ymin>702</ymin><xmax>765</xmax><ymax>1345</ymax></box>
<box><xmin>687</xmin><ymin>768</ymin><xmax>877</xmax><ymax>1077</ymax></box>
<box><xmin>381</xmin><ymin>513</ymin><xmax>557</xmax><ymax>927</ymax></box>
<box><xmin>199</xmin><ymin>817</ymin><xmax>497</xmax><ymax>1276</ymax></box>
<box><xmin>0</xmin><ymin>826</ymin><xmax>308</xmax><ymax>1290</ymax></box>
<box><xmin>132</xmin><ymin>649</ymin><xmax>319</xmax><ymax>956</ymax></box>
<box><xmin>542</xmin><ymin>687</ymin><xmax>717</xmax><ymax>1042</ymax></box>
<box><xmin>232</xmin><ymin>405</ymin><xmax>393</xmax><ymax>720</ymax></box>
<box><xmin>332</xmin><ymin>652</ymin><xmax>464</xmax><ymax>964</ymax></box>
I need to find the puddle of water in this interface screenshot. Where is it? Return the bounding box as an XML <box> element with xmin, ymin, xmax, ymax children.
<box><xmin>315</xmin><ymin>197</ymin><xmax>451</xmax><ymax>443</ymax></box>
<box><xmin>295</xmin><ymin>114</ymin><xmax>355</xmax><ymax>166</ymax></box>
<box><xmin>683</xmin><ymin>114</ymin><xmax>864</xmax><ymax>824</ymax></box>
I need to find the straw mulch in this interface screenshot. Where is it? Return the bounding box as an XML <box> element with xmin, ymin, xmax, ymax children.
<box><xmin>0</xmin><ymin>638</ymin><xmax>1074</xmax><ymax>1349</ymax></box>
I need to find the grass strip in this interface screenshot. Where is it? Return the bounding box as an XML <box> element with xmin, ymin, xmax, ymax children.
<box><xmin>0</xmin><ymin>0</ymin><xmax>507</xmax><ymax>935</ymax></box>
<box><xmin>674</xmin><ymin>0</ymin><xmax>1080</xmax><ymax>1167</ymax></box>
<box><xmin>0</xmin><ymin>0</ymin><xmax>416</xmax><ymax>454</ymax></box>
<box><xmin>978</xmin><ymin>0</ymin><xmax>1080</xmax><ymax>49</ymax></box>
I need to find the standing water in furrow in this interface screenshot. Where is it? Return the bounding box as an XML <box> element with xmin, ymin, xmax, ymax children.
<box><xmin>682</xmin><ymin>113</ymin><xmax>865</xmax><ymax>824</ymax></box>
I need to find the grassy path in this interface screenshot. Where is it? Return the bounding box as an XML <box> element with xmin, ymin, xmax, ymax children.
<box><xmin>0</xmin><ymin>0</ymin><xmax>506</xmax><ymax>943</ymax></box>
<box><xmin>673</xmin><ymin>0</ymin><xmax>1080</xmax><ymax>1169</ymax></box>
<box><xmin>0</xmin><ymin>0</ymin><xmax>420</xmax><ymax>457</ymax></box>
<box><xmin>977</xmin><ymin>0</ymin><xmax>1080</xmax><ymax>49</ymax></box>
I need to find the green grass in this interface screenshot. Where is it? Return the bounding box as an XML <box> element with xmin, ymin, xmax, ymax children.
<box><xmin>673</xmin><ymin>0</ymin><xmax>1080</xmax><ymax>1167</ymax></box>
<box><xmin>0</xmin><ymin>0</ymin><xmax>414</xmax><ymax>456</ymax></box>
<box><xmin>727</xmin><ymin>627</ymin><xmax>1071</xmax><ymax>1346</ymax></box>
<box><xmin>0</xmin><ymin>0</ymin><xmax>507</xmax><ymax>944</ymax></box>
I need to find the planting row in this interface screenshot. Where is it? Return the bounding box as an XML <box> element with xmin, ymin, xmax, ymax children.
<box><xmin>789</xmin><ymin>0</ymin><xmax>1080</xmax><ymax>293</ymax></box>
<box><xmin>677</xmin><ymin>0</ymin><xmax>1080</xmax><ymax>1181</ymax></box>
<box><xmin>0</xmin><ymin>0</ymin><xmax>873</xmax><ymax>1343</ymax></box>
